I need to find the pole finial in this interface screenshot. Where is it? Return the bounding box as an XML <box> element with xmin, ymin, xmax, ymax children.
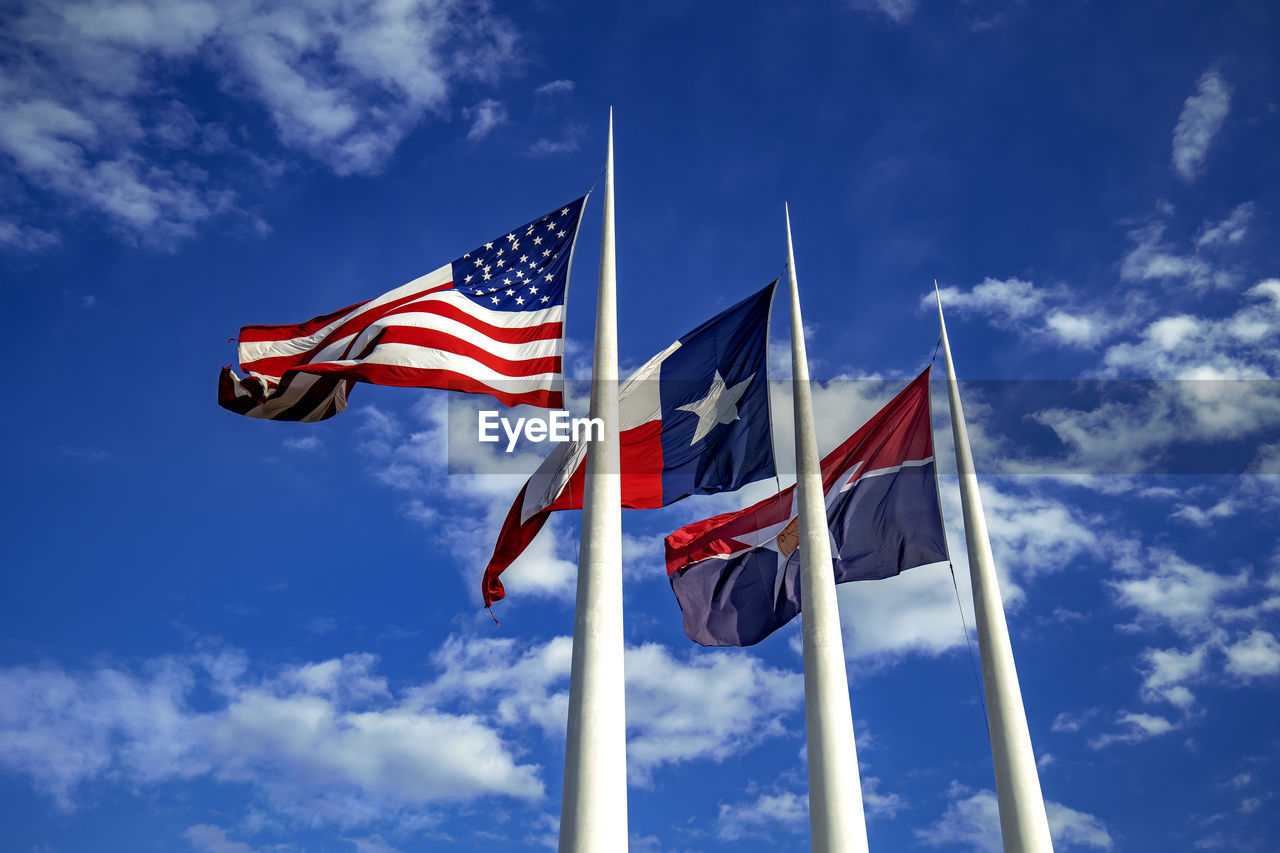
<box><xmin>934</xmin><ymin>279</ymin><xmax>949</xmax><ymax>338</ymax></box>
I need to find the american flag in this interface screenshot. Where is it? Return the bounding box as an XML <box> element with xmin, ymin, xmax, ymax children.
<box><xmin>218</xmin><ymin>196</ymin><xmax>587</xmax><ymax>421</ymax></box>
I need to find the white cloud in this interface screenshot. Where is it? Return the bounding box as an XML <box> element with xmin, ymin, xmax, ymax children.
<box><xmin>716</xmin><ymin>790</ymin><xmax>807</xmax><ymax>841</ymax></box>
<box><xmin>1222</xmin><ymin>630</ymin><xmax>1280</xmax><ymax>680</ymax></box>
<box><xmin>623</xmin><ymin>643</ymin><xmax>803</xmax><ymax>781</ymax></box>
<box><xmin>836</xmin><ymin>563</ymin><xmax>971</xmax><ymax>661</ymax></box>
<box><xmin>1043</xmin><ymin>310</ymin><xmax>1108</xmax><ymax>347</ymax></box>
<box><xmin>1139</xmin><ymin>644</ymin><xmax>1209</xmax><ymax>707</ymax></box>
<box><xmin>918</xmin><ymin>783</ymin><xmax>1112</xmax><ymax>851</ymax></box>
<box><xmin>862</xmin><ymin>775</ymin><xmax>906</xmax><ymax>818</ymax></box>
<box><xmin>1089</xmin><ymin>711</ymin><xmax>1177</xmax><ymax>748</ymax></box>
<box><xmin>463</xmin><ymin>99</ymin><xmax>508</xmax><ymax>141</ymax></box>
<box><xmin>418</xmin><ymin>635</ymin><xmax>575</xmax><ymax>736</ymax></box>
<box><xmin>1111</xmin><ymin>552</ymin><xmax>1247</xmax><ymax>634</ymax></box>
<box><xmin>0</xmin><ymin>0</ymin><xmax>519</xmax><ymax>246</ymax></box>
<box><xmin>933</xmin><ymin>277</ymin><xmax>1045</xmax><ymax>322</ymax></box>
<box><xmin>1045</xmin><ymin>800</ymin><xmax>1116</xmax><ymax>850</ymax></box>
<box><xmin>931</xmin><ymin>206</ymin><xmax>1265</xmax><ymax>364</ymax></box>
<box><xmin>527</xmin><ymin>127</ymin><xmax>582</xmax><ymax>157</ymax></box>
<box><xmin>345</xmin><ymin>835</ymin><xmax>404</xmax><ymax>853</ymax></box>
<box><xmin>184</xmin><ymin>824</ymin><xmax>260</xmax><ymax>853</ymax></box>
<box><xmin>848</xmin><ymin>0</ymin><xmax>919</xmax><ymax>25</ymax></box>
<box><xmin>534</xmin><ymin>80</ymin><xmax>574</xmax><ymax>96</ymax></box>
<box><xmin>1032</xmin><ymin>324</ymin><xmax>1280</xmax><ymax>474</ymax></box>
<box><xmin>1225</xmin><ymin>772</ymin><xmax>1253</xmax><ymax>789</ymax></box>
<box><xmin>0</xmin><ymin>218</ymin><xmax>60</xmax><ymax>251</ymax></box>
<box><xmin>1172</xmin><ymin>70</ymin><xmax>1231</xmax><ymax>182</ymax></box>
<box><xmin>929</xmin><ymin>278</ymin><xmax>1114</xmax><ymax>349</ymax></box>
<box><xmin>1051</xmin><ymin>708</ymin><xmax>1099</xmax><ymax>733</ymax></box>
<box><xmin>917</xmin><ymin>783</ymin><xmax>1002</xmax><ymax>852</ymax></box>
<box><xmin>0</xmin><ymin>649</ymin><xmax>544</xmax><ymax>823</ymax></box>
<box><xmin>419</xmin><ymin>635</ymin><xmax>804</xmax><ymax>783</ymax></box>
<box><xmin>1171</xmin><ymin>497</ymin><xmax>1238</xmax><ymax>527</ymax></box>
<box><xmin>283</xmin><ymin>435</ymin><xmax>322</xmax><ymax>451</ymax></box>
<box><xmin>1197</xmin><ymin>203</ymin><xmax>1254</xmax><ymax>249</ymax></box>
<box><xmin>1119</xmin><ymin>215</ymin><xmax>1242</xmax><ymax>292</ymax></box>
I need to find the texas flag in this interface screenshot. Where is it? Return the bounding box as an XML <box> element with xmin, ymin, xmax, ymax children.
<box><xmin>665</xmin><ymin>367</ymin><xmax>949</xmax><ymax>646</ymax></box>
<box><xmin>483</xmin><ymin>282</ymin><xmax>777</xmax><ymax>606</ymax></box>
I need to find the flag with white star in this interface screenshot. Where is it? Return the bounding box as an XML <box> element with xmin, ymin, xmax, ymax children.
<box><xmin>218</xmin><ymin>196</ymin><xmax>587</xmax><ymax>420</ymax></box>
<box><xmin>483</xmin><ymin>282</ymin><xmax>778</xmax><ymax>606</ymax></box>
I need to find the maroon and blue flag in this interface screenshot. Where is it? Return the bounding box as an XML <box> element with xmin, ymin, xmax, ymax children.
<box><xmin>665</xmin><ymin>368</ymin><xmax>948</xmax><ymax>646</ymax></box>
<box><xmin>483</xmin><ymin>283</ymin><xmax>778</xmax><ymax>606</ymax></box>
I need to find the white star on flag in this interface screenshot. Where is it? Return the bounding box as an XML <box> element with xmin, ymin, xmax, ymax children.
<box><xmin>676</xmin><ymin>370</ymin><xmax>755</xmax><ymax>445</ymax></box>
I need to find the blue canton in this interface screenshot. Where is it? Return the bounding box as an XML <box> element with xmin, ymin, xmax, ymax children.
<box><xmin>452</xmin><ymin>196</ymin><xmax>587</xmax><ymax>313</ymax></box>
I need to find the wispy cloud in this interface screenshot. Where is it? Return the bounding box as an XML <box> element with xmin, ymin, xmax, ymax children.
<box><xmin>0</xmin><ymin>0</ymin><xmax>520</xmax><ymax>248</ymax></box>
<box><xmin>282</xmin><ymin>435</ymin><xmax>322</xmax><ymax>452</ymax></box>
<box><xmin>848</xmin><ymin>0</ymin><xmax>919</xmax><ymax>25</ymax></box>
<box><xmin>463</xmin><ymin>99</ymin><xmax>508</xmax><ymax>141</ymax></box>
<box><xmin>0</xmin><ymin>218</ymin><xmax>60</xmax><ymax>252</ymax></box>
<box><xmin>1088</xmin><ymin>711</ymin><xmax>1178</xmax><ymax>748</ymax></box>
<box><xmin>918</xmin><ymin>782</ymin><xmax>1112</xmax><ymax>851</ymax></box>
<box><xmin>526</xmin><ymin>127</ymin><xmax>582</xmax><ymax>157</ymax></box>
<box><xmin>184</xmin><ymin>824</ymin><xmax>263</xmax><ymax>853</ymax></box>
<box><xmin>929</xmin><ymin>277</ymin><xmax>1116</xmax><ymax>349</ymax></box>
<box><xmin>716</xmin><ymin>790</ymin><xmax>807</xmax><ymax>841</ymax></box>
<box><xmin>1172</xmin><ymin>70</ymin><xmax>1231</xmax><ymax>183</ymax></box>
<box><xmin>1120</xmin><ymin>204</ymin><xmax>1254</xmax><ymax>292</ymax></box>
<box><xmin>534</xmin><ymin>80</ymin><xmax>574</xmax><ymax>96</ymax></box>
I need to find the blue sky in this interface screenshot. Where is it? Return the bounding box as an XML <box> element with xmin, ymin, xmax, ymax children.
<box><xmin>2</xmin><ymin>1</ymin><xmax>1279</xmax><ymax>851</ymax></box>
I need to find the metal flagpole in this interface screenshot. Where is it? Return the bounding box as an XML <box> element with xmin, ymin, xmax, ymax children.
<box><xmin>785</xmin><ymin>205</ymin><xmax>870</xmax><ymax>853</ymax></box>
<box><xmin>558</xmin><ymin>111</ymin><xmax>628</xmax><ymax>853</ymax></box>
<box><xmin>935</xmin><ymin>283</ymin><xmax>1054</xmax><ymax>853</ymax></box>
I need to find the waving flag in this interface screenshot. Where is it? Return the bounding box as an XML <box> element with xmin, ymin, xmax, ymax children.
<box><xmin>218</xmin><ymin>197</ymin><xmax>588</xmax><ymax>422</ymax></box>
<box><xmin>483</xmin><ymin>282</ymin><xmax>778</xmax><ymax>606</ymax></box>
<box><xmin>666</xmin><ymin>367</ymin><xmax>948</xmax><ymax>646</ymax></box>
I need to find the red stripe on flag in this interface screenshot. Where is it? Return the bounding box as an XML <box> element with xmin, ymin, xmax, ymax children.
<box><xmin>246</xmin><ymin>330</ymin><xmax>562</xmax><ymax>382</ymax></box>
<box><xmin>481</xmin><ymin>418</ymin><xmax>667</xmax><ymax>606</ymax></box>
<box><xmin>381</xmin><ymin>300</ymin><xmax>565</xmax><ymax>344</ymax></box>
<box><xmin>290</xmin><ymin>363</ymin><xmax>562</xmax><ymax>409</ymax></box>
<box><xmin>237</xmin><ymin>300</ymin><xmax>370</xmax><ymax>343</ymax></box>
<box><xmin>483</xmin><ymin>483</ymin><xmax>551</xmax><ymax>606</ymax></box>
<box><xmin>237</xmin><ymin>285</ymin><xmax>452</xmax><ymax>346</ymax></box>
<box><xmin>664</xmin><ymin>488</ymin><xmax>795</xmax><ymax>575</ymax></box>
<box><xmin>369</xmin><ymin>327</ymin><xmax>563</xmax><ymax>377</ymax></box>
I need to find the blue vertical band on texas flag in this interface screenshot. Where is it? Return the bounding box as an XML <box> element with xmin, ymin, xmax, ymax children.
<box><xmin>482</xmin><ymin>282</ymin><xmax>778</xmax><ymax>606</ymax></box>
<box><xmin>654</xmin><ymin>282</ymin><xmax>778</xmax><ymax>502</ymax></box>
<box><xmin>664</xmin><ymin>368</ymin><xmax>949</xmax><ymax>646</ymax></box>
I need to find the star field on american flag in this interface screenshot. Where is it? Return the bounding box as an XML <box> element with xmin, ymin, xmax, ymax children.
<box><xmin>452</xmin><ymin>196</ymin><xmax>587</xmax><ymax>312</ymax></box>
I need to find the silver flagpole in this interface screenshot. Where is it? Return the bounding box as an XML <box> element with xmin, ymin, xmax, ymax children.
<box><xmin>559</xmin><ymin>111</ymin><xmax>628</xmax><ymax>852</ymax></box>
<box><xmin>935</xmin><ymin>283</ymin><xmax>1054</xmax><ymax>853</ymax></box>
<box><xmin>785</xmin><ymin>205</ymin><xmax>870</xmax><ymax>853</ymax></box>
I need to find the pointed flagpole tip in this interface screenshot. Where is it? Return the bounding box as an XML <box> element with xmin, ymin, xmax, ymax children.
<box><xmin>934</xmin><ymin>280</ymin><xmax>949</xmax><ymax>336</ymax></box>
